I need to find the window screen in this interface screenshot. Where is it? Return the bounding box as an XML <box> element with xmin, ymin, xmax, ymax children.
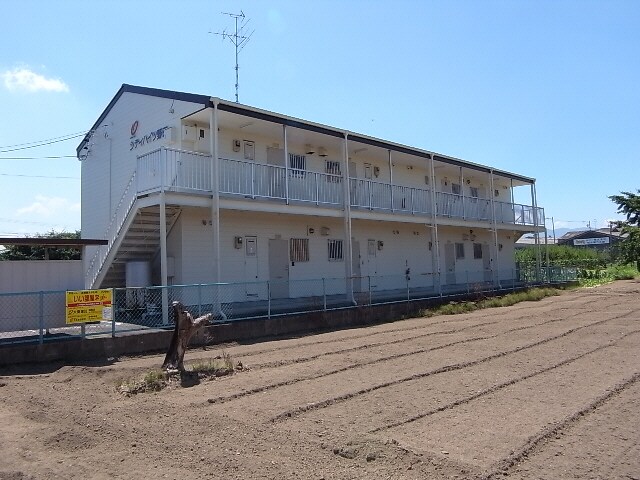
<box><xmin>328</xmin><ymin>239</ymin><xmax>344</xmax><ymax>261</ymax></box>
<box><xmin>290</xmin><ymin>238</ymin><xmax>309</xmax><ymax>262</ymax></box>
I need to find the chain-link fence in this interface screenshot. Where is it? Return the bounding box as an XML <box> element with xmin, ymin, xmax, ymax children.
<box><xmin>0</xmin><ymin>265</ymin><xmax>578</xmax><ymax>346</ymax></box>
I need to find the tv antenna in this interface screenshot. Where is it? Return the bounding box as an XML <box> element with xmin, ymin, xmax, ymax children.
<box><xmin>210</xmin><ymin>10</ymin><xmax>254</xmax><ymax>103</ymax></box>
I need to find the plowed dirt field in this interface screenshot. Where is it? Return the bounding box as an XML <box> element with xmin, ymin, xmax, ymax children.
<box><xmin>1</xmin><ymin>280</ymin><xmax>639</xmax><ymax>480</ymax></box>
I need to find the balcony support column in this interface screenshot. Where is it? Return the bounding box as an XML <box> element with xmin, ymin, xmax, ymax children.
<box><xmin>342</xmin><ymin>133</ymin><xmax>355</xmax><ymax>305</ymax></box>
<box><xmin>429</xmin><ymin>154</ymin><xmax>441</xmax><ymax>293</ymax></box>
<box><xmin>159</xmin><ymin>193</ymin><xmax>169</xmax><ymax>325</ymax></box>
<box><xmin>388</xmin><ymin>149</ymin><xmax>394</xmax><ymax>211</ymax></box>
<box><xmin>489</xmin><ymin>170</ymin><xmax>499</xmax><ymax>285</ymax></box>
<box><xmin>283</xmin><ymin>125</ymin><xmax>290</xmax><ymax>205</ymax></box>
<box><xmin>460</xmin><ymin>166</ymin><xmax>465</xmax><ymax>219</ymax></box>
<box><xmin>531</xmin><ymin>182</ymin><xmax>541</xmax><ymax>280</ymax></box>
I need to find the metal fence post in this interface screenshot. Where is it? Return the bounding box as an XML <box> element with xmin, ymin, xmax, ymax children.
<box><xmin>38</xmin><ymin>291</ymin><xmax>44</xmax><ymax>345</ymax></box>
<box><xmin>368</xmin><ymin>276</ymin><xmax>372</xmax><ymax>306</ymax></box>
<box><xmin>466</xmin><ymin>270</ymin><xmax>470</xmax><ymax>294</ymax></box>
<box><xmin>198</xmin><ymin>284</ymin><xmax>202</xmax><ymax>317</ymax></box>
<box><xmin>406</xmin><ymin>274</ymin><xmax>410</xmax><ymax>301</ymax></box>
<box><xmin>322</xmin><ymin>277</ymin><xmax>327</xmax><ymax>311</ymax></box>
<box><xmin>267</xmin><ymin>281</ymin><xmax>271</xmax><ymax>319</ymax></box>
<box><xmin>111</xmin><ymin>288</ymin><xmax>116</xmax><ymax>338</ymax></box>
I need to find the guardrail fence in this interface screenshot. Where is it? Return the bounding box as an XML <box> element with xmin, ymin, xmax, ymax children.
<box><xmin>0</xmin><ymin>266</ymin><xmax>577</xmax><ymax>346</ymax></box>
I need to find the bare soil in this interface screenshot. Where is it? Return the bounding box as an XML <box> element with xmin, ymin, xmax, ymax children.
<box><xmin>1</xmin><ymin>280</ymin><xmax>639</xmax><ymax>480</ymax></box>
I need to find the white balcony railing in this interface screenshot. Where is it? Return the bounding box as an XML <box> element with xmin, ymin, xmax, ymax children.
<box><xmin>134</xmin><ymin>148</ymin><xmax>543</xmax><ymax>227</ymax></box>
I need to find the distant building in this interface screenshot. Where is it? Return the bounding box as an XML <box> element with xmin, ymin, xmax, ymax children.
<box><xmin>557</xmin><ymin>228</ymin><xmax>625</xmax><ymax>251</ymax></box>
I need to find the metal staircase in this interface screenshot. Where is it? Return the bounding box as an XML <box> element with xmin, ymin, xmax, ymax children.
<box><xmin>99</xmin><ymin>204</ymin><xmax>181</xmax><ymax>288</ymax></box>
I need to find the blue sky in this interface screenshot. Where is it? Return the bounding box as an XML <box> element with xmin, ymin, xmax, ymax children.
<box><xmin>0</xmin><ymin>0</ymin><xmax>638</xmax><ymax>237</ymax></box>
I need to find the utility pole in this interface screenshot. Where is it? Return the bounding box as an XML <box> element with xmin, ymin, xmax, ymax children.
<box><xmin>210</xmin><ymin>11</ymin><xmax>254</xmax><ymax>103</ymax></box>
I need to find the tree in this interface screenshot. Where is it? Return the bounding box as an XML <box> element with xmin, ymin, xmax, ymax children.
<box><xmin>609</xmin><ymin>190</ymin><xmax>640</xmax><ymax>270</ymax></box>
<box><xmin>0</xmin><ymin>230</ymin><xmax>81</xmax><ymax>260</ymax></box>
<box><xmin>162</xmin><ymin>301</ymin><xmax>212</xmax><ymax>372</ymax></box>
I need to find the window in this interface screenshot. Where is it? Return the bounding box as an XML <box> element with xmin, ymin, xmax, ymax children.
<box><xmin>455</xmin><ymin>242</ymin><xmax>465</xmax><ymax>259</ymax></box>
<box><xmin>470</xmin><ymin>186</ymin><xmax>479</xmax><ymax>198</ymax></box>
<box><xmin>290</xmin><ymin>238</ymin><xmax>309</xmax><ymax>262</ymax></box>
<box><xmin>289</xmin><ymin>153</ymin><xmax>306</xmax><ymax>177</ymax></box>
<box><xmin>367</xmin><ymin>239</ymin><xmax>376</xmax><ymax>257</ymax></box>
<box><xmin>473</xmin><ymin>243</ymin><xmax>483</xmax><ymax>259</ymax></box>
<box><xmin>328</xmin><ymin>239</ymin><xmax>344</xmax><ymax>261</ymax></box>
<box><xmin>452</xmin><ymin>183</ymin><xmax>461</xmax><ymax>195</ymax></box>
<box><xmin>325</xmin><ymin>160</ymin><xmax>341</xmax><ymax>182</ymax></box>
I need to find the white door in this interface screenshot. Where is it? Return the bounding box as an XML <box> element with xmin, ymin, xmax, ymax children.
<box><xmin>245</xmin><ymin>236</ymin><xmax>258</xmax><ymax>297</ymax></box>
<box><xmin>266</xmin><ymin>147</ymin><xmax>286</xmax><ymax>199</ymax></box>
<box><xmin>352</xmin><ymin>240</ymin><xmax>362</xmax><ymax>292</ymax></box>
<box><xmin>445</xmin><ymin>243</ymin><xmax>456</xmax><ymax>285</ymax></box>
<box><xmin>268</xmin><ymin>238</ymin><xmax>289</xmax><ymax>298</ymax></box>
<box><xmin>482</xmin><ymin>244</ymin><xmax>492</xmax><ymax>282</ymax></box>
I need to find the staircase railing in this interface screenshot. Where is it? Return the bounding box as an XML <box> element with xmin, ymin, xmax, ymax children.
<box><xmin>85</xmin><ymin>171</ymin><xmax>138</xmax><ymax>287</ymax></box>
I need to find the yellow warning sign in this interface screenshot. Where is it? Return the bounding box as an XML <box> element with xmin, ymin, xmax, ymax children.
<box><xmin>65</xmin><ymin>289</ymin><xmax>113</xmax><ymax>324</ymax></box>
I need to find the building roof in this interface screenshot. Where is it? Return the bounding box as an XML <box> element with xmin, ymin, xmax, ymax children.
<box><xmin>0</xmin><ymin>238</ymin><xmax>107</xmax><ymax>247</ymax></box>
<box><xmin>77</xmin><ymin>84</ymin><xmax>536</xmax><ymax>185</ymax></box>
<box><xmin>558</xmin><ymin>229</ymin><xmax>625</xmax><ymax>242</ymax></box>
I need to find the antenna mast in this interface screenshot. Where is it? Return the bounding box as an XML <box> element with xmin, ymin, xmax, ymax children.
<box><xmin>210</xmin><ymin>10</ymin><xmax>254</xmax><ymax>103</ymax></box>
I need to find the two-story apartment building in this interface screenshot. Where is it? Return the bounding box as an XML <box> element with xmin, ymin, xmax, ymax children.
<box><xmin>78</xmin><ymin>84</ymin><xmax>544</xmax><ymax>307</ymax></box>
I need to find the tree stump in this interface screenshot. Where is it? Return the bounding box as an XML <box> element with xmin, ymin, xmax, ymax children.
<box><xmin>162</xmin><ymin>301</ymin><xmax>213</xmax><ymax>372</ymax></box>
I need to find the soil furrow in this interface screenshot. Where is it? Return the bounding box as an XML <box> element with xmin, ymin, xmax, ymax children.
<box><xmin>268</xmin><ymin>310</ymin><xmax>634</xmax><ymax>422</ymax></box>
<box><xmin>477</xmin><ymin>371</ymin><xmax>640</xmax><ymax>480</ymax></box>
<box><xmin>369</xmin><ymin>329</ymin><xmax>640</xmax><ymax>433</ymax></box>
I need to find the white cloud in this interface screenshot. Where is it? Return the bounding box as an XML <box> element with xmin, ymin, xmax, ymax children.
<box><xmin>2</xmin><ymin>67</ymin><xmax>69</xmax><ymax>93</ymax></box>
<box><xmin>17</xmin><ymin>195</ymin><xmax>80</xmax><ymax>217</ymax></box>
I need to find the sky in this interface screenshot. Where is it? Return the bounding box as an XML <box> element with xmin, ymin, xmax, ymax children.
<box><xmin>0</xmin><ymin>0</ymin><xmax>638</xmax><ymax>238</ymax></box>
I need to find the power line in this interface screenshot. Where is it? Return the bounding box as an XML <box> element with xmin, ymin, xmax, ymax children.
<box><xmin>0</xmin><ymin>173</ymin><xmax>79</xmax><ymax>179</ymax></box>
<box><xmin>0</xmin><ymin>132</ymin><xmax>86</xmax><ymax>153</ymax></box>
<box><xmin>0</xmin><ymin>131</ymin><xmax>87</xmax><ymax>149</ymax></box>
<box><xmin>0</xmin><ymin>155</ymin><xmax>77</xmax><ymax>160</ymax></box>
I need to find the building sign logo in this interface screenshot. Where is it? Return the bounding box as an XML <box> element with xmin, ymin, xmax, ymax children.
<box><xmin>129</xmin><ymin>122</ymin><xmax>170</xmax><ymax>151</ymax></box>
<box><xmin>65</xmin><ymin>289</ymin><xmax>113</xmax><ymax>324</ymax></box>
<box><xmin>573</xmin><ymin>237</ymin><xmax>609</xmax><ymax>246</ymax></box>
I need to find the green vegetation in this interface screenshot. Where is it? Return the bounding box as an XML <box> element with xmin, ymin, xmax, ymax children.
<box><xmin>421</xmin><ymin>287</ymin><xmax>563</xmax><ymax>317</ymax></box>
<box><xmin>0</xmin><ymin>230</ymin><xmax>82</xmax><ymax>260</ymax></box>
<box><xmin>117</xmin><ymin>353</ymin><xmax>237</xmax><ymax>395</ymax></box>
<box><xmin>609</xmin><ymin>189</ymin><xmax>640</xmax><ymax>271</ymax></box>
<box><xmin>516</xmin><ymin>244</ymin><xmax>609</xmax><ymax>268</ymax></box>
<box><xmin>577</xmin><ymin>263</ymin><xmax>639</xmax><ymax>288</ymax></box>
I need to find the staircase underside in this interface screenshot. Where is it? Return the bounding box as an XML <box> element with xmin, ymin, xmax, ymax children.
<box><xmin>99</xmin><ymin>204</ymin><xmax>181</xmax><ymax>288</ymax></box>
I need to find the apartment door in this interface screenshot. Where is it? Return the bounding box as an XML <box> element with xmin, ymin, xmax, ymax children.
<box><xmin>268</xmin><ymin>238</ymin><xmax>289</xmax><ymax>298</ymax></box>
<box><xmin>244</xmin><ymin>236</ymin><xmax>259</xmax><ymax>297</ymax></box>
<box><xmin>266</xmin><ymin>147</ymin><xmax>286</xmax><ymax>199</ymax></box>
<box><xmin>444</xmin><ymin>243</ymin><xmax>456</xmax><ymax>285</ymax></box>
<box><xmin>351</xmin><ymin>240</ymin><xmax>362</xmax><ymax>292</ymax></box>
<box><xmin>482</xmin><ymin>243</ymin><xmax>492</xmax><ymax>282</ymax></box>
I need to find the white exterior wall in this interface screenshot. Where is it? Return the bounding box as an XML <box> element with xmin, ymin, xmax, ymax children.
<box><xmin>0</xmin><ymin>260</ymin><xmax>83</xmax><ymax>293</ymax></box>
<box><xmin>81</xmin><ymin>92</ymin><xmax>204</xmax><ymax>272</ymax></box>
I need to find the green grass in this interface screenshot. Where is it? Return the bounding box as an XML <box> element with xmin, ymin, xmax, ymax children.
<box><xmin>117</xmin><ymin>352</ymin><xmax>237</xmax><ymax>395</ymax></box>
<box><xmin>578</xmin><ymin>263</ymin><xmax>639</xmax><ymax>287</ymax></box>
<box><xmin>421</xmin><ymin>287</ymin><xmax>563</xmax><ymax>318</ymax></box>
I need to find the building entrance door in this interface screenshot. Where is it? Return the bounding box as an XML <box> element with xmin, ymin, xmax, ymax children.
<box><xmin>352</xmin><ymin>239</ymin><xmax>362</xmax><ymax>292</ymax></box>
<box><xmin>444</xmin><ymin>243</ymin><xmax>456</xmax><ymax>285</ymax></box>
<box><xmin>482</xmin><ymin>243</ymin><xmax>492</xmax><ymax>282</ymax></box>
<box><xmin>268</xmin><ymin>238</ymin><xmax>289</xmax><ymax>298</ymax></box>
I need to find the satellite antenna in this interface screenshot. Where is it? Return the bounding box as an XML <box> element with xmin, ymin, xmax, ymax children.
<box><xmin>210</xmin><ymin>10</ymin><xmax>254</xmax><ymax>103</ymax></box>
